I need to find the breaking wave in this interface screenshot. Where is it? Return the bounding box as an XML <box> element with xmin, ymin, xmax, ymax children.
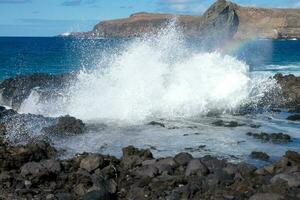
<box><xmin>19</xmin><ymin>24</ymin><xmax>278</xmax><ymax>123</ymax></box>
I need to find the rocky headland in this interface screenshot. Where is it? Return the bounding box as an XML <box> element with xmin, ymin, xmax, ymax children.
<box><xmin>65</xmin><ymin>0</ymin><xmax>300</xmax><ymax>41</ymax></box>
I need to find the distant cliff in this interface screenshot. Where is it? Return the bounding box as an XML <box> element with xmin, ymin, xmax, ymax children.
<box><xmin>71</xmin><ymin>0</ymin><xmax>300</xmax><ymax>40</ymax></box>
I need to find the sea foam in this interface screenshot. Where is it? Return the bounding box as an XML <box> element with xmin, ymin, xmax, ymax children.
<box><xmin>19</xmin><ymin>24</ymin><xmax>277</xmax><ymax>123</ymax></box>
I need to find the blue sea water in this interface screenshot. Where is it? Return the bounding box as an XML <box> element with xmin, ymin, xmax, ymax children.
<box><xmin>0</xmin><ymin>37</ymin><xmax>300</xmax><ymax>80</ymax></box>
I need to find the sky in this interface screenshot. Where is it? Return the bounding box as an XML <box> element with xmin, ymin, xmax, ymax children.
<box><xmin>0</xmin><ymin>0</ymin><xmax>300</xmax><ymax>36</ymax></box>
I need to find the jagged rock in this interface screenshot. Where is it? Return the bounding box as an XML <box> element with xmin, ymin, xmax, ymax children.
<box><xmin>0</xmin><ymin>141</ymin><xmax>56</xmax><ymax>171</ymax></box>
<box><xmin>201</xmin><ymin>155</ymin><xmax>227</xmax><ymax>171</ymax></box>
<box><xmin>285</xmin><ymin>150</ymin><xmax>300</xmax><ymax>164</ymax></box>
<box><xmin>271</xmin><ymin>172</ymin><xmax>300</xmax><ymax>187</ymax></box>
<box><xmin>121</xmin><ymin>146</ymin><xmax>153</xmax><ymax>169</ymax></box>
<box><xmin>185</xmin><ymin>159</ymin><xmax>209</xmax><ymax>176</ymax></box>
<box><xmin>250</xmin><ymin>151</ymin><xmax>270</xmax><ymax>161</ymax></box>
<box><xmin>40</xmin><ymin>159</ymin><xmax>61</xmax><ymax>174</ymax></box>
<box><xmin>174</xmin><ymin>152</ymin><xmax>193</xmax><ymax>166</ymax></box>
<box><xmin>20</xmin><ymin>162</ymin><xmax>47</xmax><ymax>178</ymax></box>
<box><xmin>246</xmin><ymin>132</ymin><xmax>291</xmax><ymax>143</ymax></box>
<box><xmin>212</xmin><ymin>120</ymin><xmax>244</xmax><ymax>127</ymax></box>
<box><xmin>275</xmin><ymin>74</ymin><xmax>300</xmax><ymax>107</ymax></box>
<box><xmin>80</xmin><ymin>155</ymin><xmax>104</xmax><ymax>172</ymax></box>
<box><xmin>42</xmin><ymin>115</ymin><xmax>85</xmax><ymax>135</ymax></box>
<box><xmin>0</xmin><ymin>73</ymin><xmax>73</xmax><ymax>109</ymax></box>
<box><xmin>155</xmin><ymin>158</ymin><xmax>177</xmax><ymax>174</ymax></box>
<box><xmin>134</xmin><ymin>165</ymin><xmax>158</xmax><ymax>178</ymax></box>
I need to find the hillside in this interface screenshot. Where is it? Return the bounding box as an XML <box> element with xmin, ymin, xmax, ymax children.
<box><xmin>70</xmin><ymin>0</ymin><xmax>300</xmax><ymax>40</ymax></box>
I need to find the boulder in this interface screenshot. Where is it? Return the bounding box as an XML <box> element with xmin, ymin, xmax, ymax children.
<box><xmin>174</xmin><ymin>152</ymin><xmax>193</xmax><ymax>166</ymax></box>
<box><xmin>271</xmin><ymin>172</ymin><xmax>300</xmax><ymax>187</ymax></box>
<box><xmin>250</xmin><ymin>151</ymin><xmax>270</xmax><ymax>161</ymax></box>
<box><xmin>185</xmin><ymin>159</ymin><xmax>209</xmax><ymax>177</ymax></box>
<box><xmin>80</xmin><ymin>155</ymin><xmax>104</xmax><ymax>172</ymax></box>
<box><xmin>121</xmin><ymin>146</ymin><xmax>153</xmax><ymax>169</ymax></box>
<box><xmin>275</xmin><ymin>74</ymin><xmax>300</xmax><ymax>107</ymax></box>
<box><xmin>40</xmin><ymin>159</ymin><xmax>61</xmax><ymax>174</ymax></box>
<box><xmin>0</xmin><ymin>73</ymin><xmax>73</xmax><ymax>109</ymax></box>
<box><xmin>246</xmin><ymin>132</ymin><xmax>291</xmax><ymax>143</ymax></box>
<box><xmin>20</xmin><ymin>162</ymin><xmax>48</xmax><ymax>178</ymax></box>
<box><xmin>42</xmin><ymin>115</ymin><xmax>85</xmax><ymax>135</ymax></box>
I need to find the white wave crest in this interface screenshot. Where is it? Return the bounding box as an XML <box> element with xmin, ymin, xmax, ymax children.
<box><xmin>19</xmin><ymin>24</ymin><xmax>277</xmax><ymax>123</ymax></box>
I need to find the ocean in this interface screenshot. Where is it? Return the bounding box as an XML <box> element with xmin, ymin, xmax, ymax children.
<box><xmin>1</xmin><ymin>37</ymin><xmax>300</xmax><ymax>80</ymax></box>
<box><xmin>0</xmin><ymin>31</ymin><xmax>300</xmax><ymax>165</ymax></box>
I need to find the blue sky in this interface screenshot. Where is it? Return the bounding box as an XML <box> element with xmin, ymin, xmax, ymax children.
<box><xmin>0</xmin><ymin>0</ymin><xmax>300</xmax><ymax>36</ymax></box>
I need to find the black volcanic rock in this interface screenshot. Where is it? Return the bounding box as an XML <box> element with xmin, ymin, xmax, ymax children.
<box><xmin>1</xmin><ymin>140</ymin><xmax>300</xmax><ymax>199</ymax></box>
<box><xmin>42</xmin><ymin>115</ymin><xmax>85</xmax><ymax>135</ymax></box>
<box><xmin>0</xmin><ymin>73</ymin><xmax>74</xmax><ymax>110</ymax></box>
<box><xmin>274</xmin><ymin>74</ymin><xmax>300</xmax><ymax>107</ymax></box>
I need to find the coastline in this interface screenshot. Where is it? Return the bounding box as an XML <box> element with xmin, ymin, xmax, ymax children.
<box><xmin>0</xmin><ymin>72</ymin><xmax>300</xmax><ymax>199</ymax></box>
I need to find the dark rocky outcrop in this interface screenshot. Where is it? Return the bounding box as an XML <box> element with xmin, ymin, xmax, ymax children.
<box><xmin>246</xmin><ymin>132</ymin><xmax>292</xmax><ymax>143</ymax></box>
<box><xmin>212</xmin><ymin>120</ymin><xmax>244</xmax><ymax>127</ymax></box>
<box><xmin>1</xmin><ymin>138</ymin><xmax>300</xmax><ymax>200</ymax></box>
<box><xmin>0</xmin><ymin>73</ymin><xmax>74</xmax><ymax>110</ymax></box>
<box><xmin>250</xmin><ymin>151</ymin><xmax>270</xmax><ymax>161</ymax></box>
<box><xmin>42</xmin><ymin>115</ymin><xmax>85</xmax><ymax>135</ymax></box>
<box><xmin>275</xmin><ymin>74</ymin><xmax>300</xmax><ymax>108</ymax></box>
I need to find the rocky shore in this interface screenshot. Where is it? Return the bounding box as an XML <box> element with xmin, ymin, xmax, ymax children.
<box><xmin>1</xmin><ymin>127</ymin><xmax>300</xmax><ymax>200</ymax></box>
<box><xmin>0</xmin><ymin>73</ymin><xmax>300</xmax><ymax>199</ymax></box>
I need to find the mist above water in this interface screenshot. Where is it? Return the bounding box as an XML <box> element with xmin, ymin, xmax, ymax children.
<box><xmin>19</xmin><ymin>24</ymin><xmax>277</xmax><ymax>123</ymax></box>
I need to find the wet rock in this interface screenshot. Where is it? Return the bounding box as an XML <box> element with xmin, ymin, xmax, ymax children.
<box><xmin>121</xmin><ymin>146</ymin><xmax>153</xmax><ymax>169</ymax></box>
<box><xmin>0</xmin><ymin>73</ymin><xmax>73</xmax><ymax>109</ymax></box>
<box><xmin>185</xmin><ymin>159</ymin><xmax>209</xmax><ymax>176</ymax></box>
<box><xmin>287</xmin><ymin>114</ymin><xmax>300</xmax><ymax>121</ymax></box>
<box><xmin>249</xmin><ymin>193</ymin><xmax>284</xmax><ymax>200</ymax></box>
<box><xmin>271</xmin><ymin>172</ymin><xmax>300</xmax><ymax>187</ymax></box>
<box><xmin>40</xmin><ymin>159</ymin><xmax>61</xmax><ymax>174</ymax></box>
<box><xmin>155</xmin><ymin>157</ymin><xmax>177</xmax><ymax>174</ymax></box>
<box><xmin>134</xmin><ymin>165</ymin><xmax>158</xmax><ymax>178</ymax></box>
<box><xmin>285</xmin><ymin>150</ymin><xmax>300</xmax><ymax>164</ymax></box>
<box><xmin>80</xmin><ymin>155</ymin><xmax>104</xmax><ymax>172</ymax></box>
<box><xmin>147</xmin><ymin>121</ymin><xmax>165</xmax><ymax>127</ymax></box>
<box><xmin>42</xmin><ymin>115</ymin><xmax>85</xmax><ymax>135</ymax></box>
<box><xmin>246</xmin><ymin>132</ymin><xmax>291</xmax><ymax>143</ymax></box>
<box><xmin>275</xmin><ymin>73</ymin><xmax>300</xmax><ymax>107</ymax></box>
<box><xmin>237</xmin><ymin>163</ymin><xmax>257</xmax><ymax>177</ymax></box>
<box><xmin>212</xmin><ymin>120</ymin><xmax>244</xmax><ymax>127</ymax></box>
<box><xmin>20</xmin><ymin>162</ymin><xmax>47</xmax><ymax>179</ymax></box>
<box><xmin>201</xmin><ymin>155</ymin><xmax>226</xmax><ymax>171</ymax></box>
<box><xmin>250</xmin><ymin>151</ymin><xmax>270</xmax><ymax>161</ymax></box>
<box><xmin>174</xmin><ymin>152</ymin><xmax>193</xmax><ymax>166</ymax></box>
<box><xmin>250</xmin><ymin>124</ymin><xmax>261</xmax><ymax>128</ymax></box>
<box><xmin>0</xmin><ymin>141</ymin><xmax>56</xmax><ymax>171</ymax></box>
<box><xmin>0</xmin><ymin>106</ymin><xmax>17</xmax><ymax>119</ymax></box>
